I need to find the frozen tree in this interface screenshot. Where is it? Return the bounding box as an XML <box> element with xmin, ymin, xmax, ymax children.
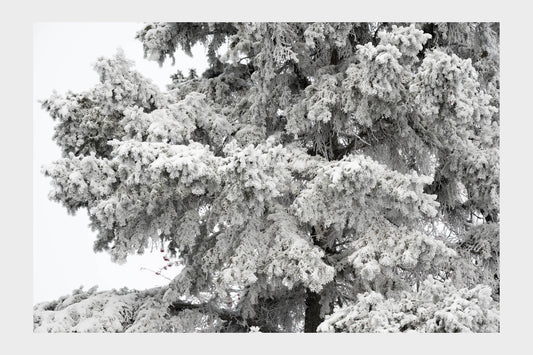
<box><xmin>35</xmin><ymin>22</ymin><xmax>499</xmax><ymax>332</ymax></box>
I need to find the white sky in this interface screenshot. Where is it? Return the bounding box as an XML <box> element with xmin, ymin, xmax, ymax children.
<box><xmin>33</xmin><ymin>23</ymin><xmax>209</xmax><ymax>303</ymax></box>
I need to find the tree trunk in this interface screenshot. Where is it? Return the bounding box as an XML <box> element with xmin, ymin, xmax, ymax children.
<box><xmin>304</xmin><ymin>289</ymin><xmax>323</xmax><ymax>333</ymax></box>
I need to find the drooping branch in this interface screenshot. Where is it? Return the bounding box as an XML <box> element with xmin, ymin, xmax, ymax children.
<box><xmin>167</xmin><ymin>301</ymin><xmax>279</xmax><ymax>332</ymax></box>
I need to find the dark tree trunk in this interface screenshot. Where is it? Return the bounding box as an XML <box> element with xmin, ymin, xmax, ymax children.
<box><xmin>304</xmin><ymin>289</ymin><xmax>323</xmax><ymax>333</ymax></box>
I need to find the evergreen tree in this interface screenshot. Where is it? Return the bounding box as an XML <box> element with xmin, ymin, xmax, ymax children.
<box><xmin>35</xmin><ymin>22</ymin><xmax>499</xmax><ymax>333</ymax></box>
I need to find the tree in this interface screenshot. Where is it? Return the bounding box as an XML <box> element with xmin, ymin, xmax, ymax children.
<box><xmin>34</xmin><ymin>22</ymin><xmax>499</xmax><ymax>333</ymax></box>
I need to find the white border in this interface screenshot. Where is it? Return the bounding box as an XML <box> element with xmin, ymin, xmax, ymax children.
<box><xmin>3</xmin><ymin>0</ymin><xmax>530</xmax><ymax>353</ymax></box>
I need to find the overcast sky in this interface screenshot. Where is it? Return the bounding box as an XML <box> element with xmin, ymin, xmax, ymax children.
<box><xmin>33</xmin><ymin>22</ymin><xmax>209</xmax><ymax>303</ymax></box>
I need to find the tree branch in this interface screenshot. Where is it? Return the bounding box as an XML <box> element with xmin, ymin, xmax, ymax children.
<box><xmin>167</xmin><ymin>300</ymin><xmax>279</xmax><ymax>332</ymax></box>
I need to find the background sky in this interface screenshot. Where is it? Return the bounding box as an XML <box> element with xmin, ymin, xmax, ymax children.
<box><xmin>33</xmin><ymin>22</ymin><xmax>209</xmax><ymax>303</ymax></box>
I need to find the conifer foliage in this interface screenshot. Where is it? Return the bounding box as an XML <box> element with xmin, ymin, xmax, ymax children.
<box><xmin>35</xmin><ymin>22</ymin><xmax>500</xmax><ymax>332</ymax></box>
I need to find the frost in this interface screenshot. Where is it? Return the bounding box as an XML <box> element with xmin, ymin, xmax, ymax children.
<box><xmin>39</xmin><ymin>22</ymin><xmax>499</xmax><ymax>333</ymax></box>
<box><xmin>293</xmin><ymin>153</ymin><xmax>438</xmax><ymax>229</ymax></box>
<box><xmin>318</xmin><ymin>277</ymin><xmax>499</xmax><ymax>333</ymax></box>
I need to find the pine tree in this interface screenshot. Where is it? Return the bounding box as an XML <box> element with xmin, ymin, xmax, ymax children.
<box><xmin>34</xmin><ymin>22</ymin><xmax>499</xmax><ymax>333</ymax></box>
